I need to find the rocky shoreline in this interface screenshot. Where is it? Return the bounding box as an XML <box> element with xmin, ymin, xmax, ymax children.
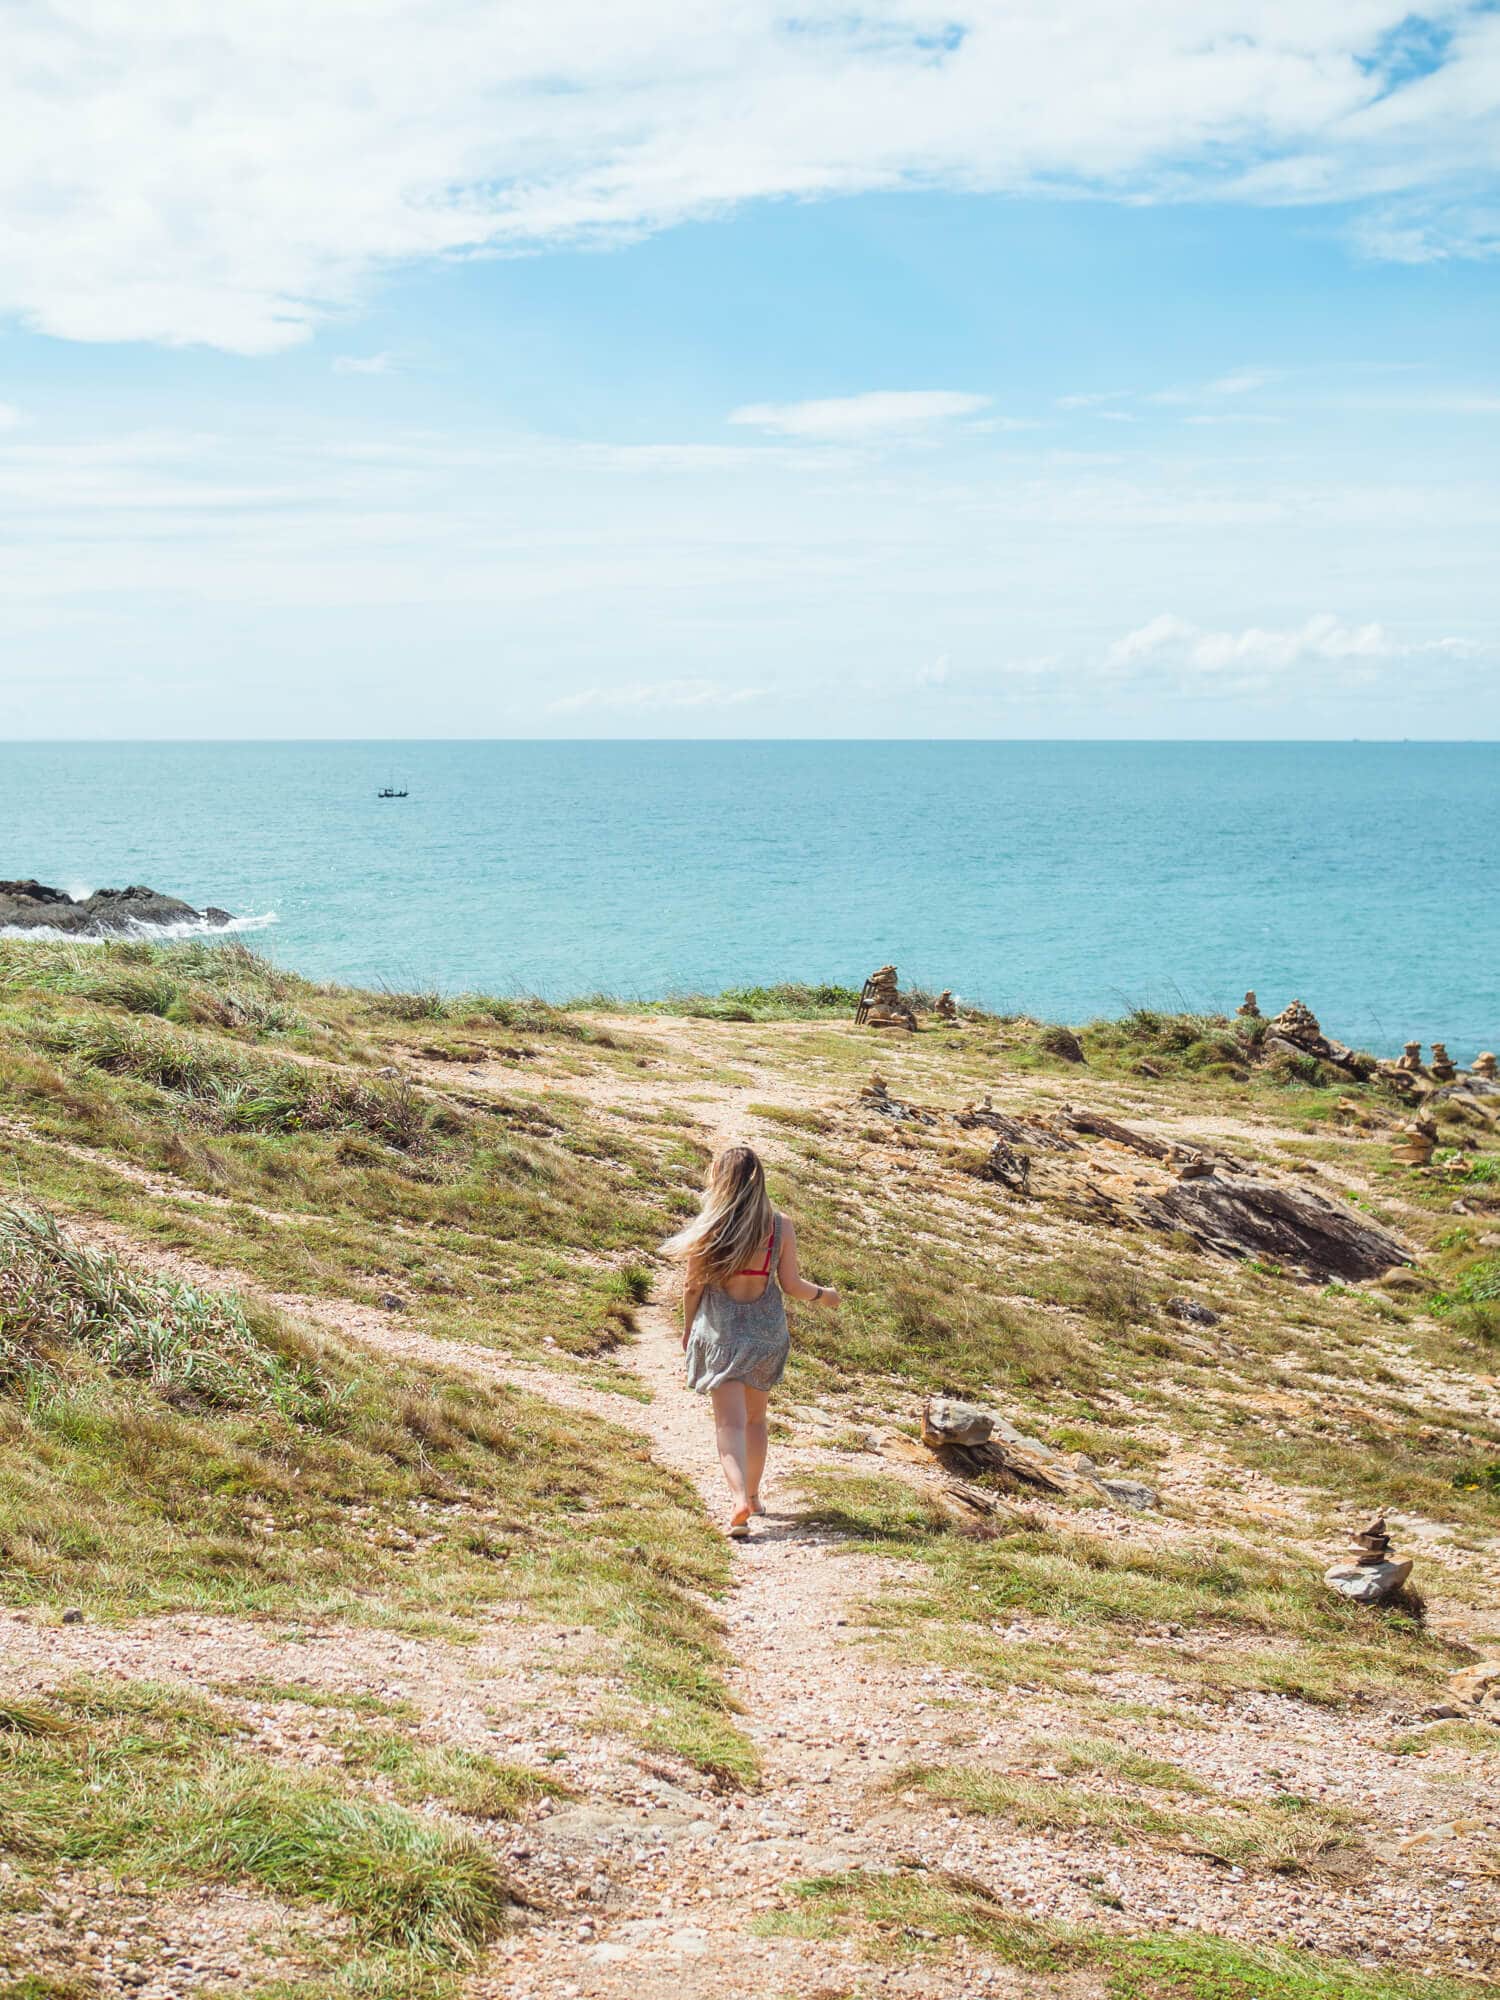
<box><xmin>0</xmin><ymin>880</ymin><xmax>234</xmax><ymax>935</ymax></box>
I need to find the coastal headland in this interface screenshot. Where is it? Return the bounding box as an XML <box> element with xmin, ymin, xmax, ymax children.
<box><xmin>0</xmin><ymin>937</ymin><xmax>1496</xmax><ymax>2000</ymax></box>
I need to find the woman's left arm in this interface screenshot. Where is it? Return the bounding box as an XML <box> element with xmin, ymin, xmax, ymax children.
<box><xmin>777</xmin><ymin>1216</ymin><xmax>840</xmax><ymax>1309</ymax></box>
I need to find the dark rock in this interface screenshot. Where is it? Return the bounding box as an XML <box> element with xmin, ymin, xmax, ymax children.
<box><xmin>0</xmin><ymin>880</ymin><xmax>233</xmax><ymax>933</ymax></box>
<box><xmin>1164</xmin><ymin>1296</ymin><xmax>1220</xmax><ymax>1327</ymax></box>
<box><xmin>61</xmin><ymin>1607</ymin><xmax>84</xmax><ymax>1625</ymax></box>
<box><xmin>378</xmin><ymin>1293</ymin><xmax>407</xmax><ymax>1313</ymax></box>
<box><xmin>1039</xmin><ymin>1025</ymin><xmax>1087</xmax><ymax>1064</ymax></box>
<box><xmin>1101</xmin><ymin>1478</ymin><xmax>1159</xmax><ymax>1512</ymax></box>
<box><xmin>1142</xmin><ymin>1173</ymin><xmax>1411</xmax><ymax>1283</ymax></box>
<box><xmin>975</xmin><ymin>1139</ymin><xmax>1031</xmax><ymax>1191</ymax></box>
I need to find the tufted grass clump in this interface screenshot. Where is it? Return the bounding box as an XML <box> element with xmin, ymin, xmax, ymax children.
<box><xmin>0</xmin><ymin>1679</ymin><xmax>513</xmax><ymax>1965</ymax></box>
<box><xmin>0</xmin><ymin>1203</ymin><xmax>325</xmax><ymax>1418</ymax></box>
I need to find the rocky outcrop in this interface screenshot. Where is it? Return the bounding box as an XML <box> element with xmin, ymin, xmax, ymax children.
<box><xmin>1142</xmin><ymin>1171</ymin><xmax>1410</xmax><ymax>1283</ymax></box>
<box><xmin>0</xmin><ymin>881</ymin><xmax>233</xmax><ymax>934</ymax></box>
<box><xmin>1263</xmin><ymin>999</ymin><xmax>1378</xmax><ymax>1081</ymax></box>
<box><xmin>919</xmin><ymin>1395</ymin><xmax>1160</xmax><ymax>1511</ymax></box>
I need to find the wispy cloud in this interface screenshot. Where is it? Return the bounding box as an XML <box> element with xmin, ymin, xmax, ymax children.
<box><xmin>0</xmin><ymin>404</ymin><xmax>22</xmax><ymax>431</ymax></box>
<box><xmin>333</xmin><ymin>352</ymin><xmax>397</xmax><ymax>376</ymax></box>
<box><xmin>1</xmin><ymin>6</ymin><xmax>1496</xmax><ymax>351</ymax></box>
<box><xmin>728</xmin><ymin>392</ymin><xmax>992</xmax><ymax>441</ymax></box>
<box><xmin>549</xmin><ymin>678</ymin><xmax>767</xmax><ymax>714</ymax></box>
<box><xmin>1150</xmin><ymin>369</ymin><xmax>1278</xmax><ymax>406</ymax></box>
<box><xmin>1105</xmin><ymin>611</ymin><xmax>1480</xmax><ymax>679</ymax></box>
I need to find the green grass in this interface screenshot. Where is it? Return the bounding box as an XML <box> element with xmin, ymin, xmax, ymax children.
<box><xmin>335</xmin><ymin>1728</ymin><xmax>570</xmax><ymax>1818</ymax></box>
<box><xmin>0</xmin><ymin>1203</ymin><xmax>752</xmax><ymax>1786</ymax></box>
<box><xmin>0</xmin><ymin>1680</ymin><xmax>510</xmax><ymax>1966</ymax></box>
<box><xmin>796</xmin><ymin>1473</ymin><xmax>1462</xmax><ymax>1705</ymax></box>
<box><xmin>758</xmin><ymin>1870</ymin><xmax>1491</xmax><ymax>1997</ymax></box>
<box><xmin>899</xmin><ymin>1763</ymin><xmax>1361</xmax><ymax>1872</ymax></box>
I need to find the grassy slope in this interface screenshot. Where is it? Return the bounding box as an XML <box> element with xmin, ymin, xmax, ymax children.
<box><xmin>1</xmin><ymin>943</ymin><xmax>1497</xmax><ymax>1996</ymax></box>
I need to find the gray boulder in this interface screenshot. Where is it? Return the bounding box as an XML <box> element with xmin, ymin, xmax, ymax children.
<box><xmin>0</xmin><ymin>880</ymin><xmax>232</xmax><ymax>934</ymax></box>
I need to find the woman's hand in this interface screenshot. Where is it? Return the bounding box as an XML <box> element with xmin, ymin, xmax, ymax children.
<box><xmin>819</xmin><ymin>1286</ymin><xmax>841</xmax><ymax>1310</ymax></box>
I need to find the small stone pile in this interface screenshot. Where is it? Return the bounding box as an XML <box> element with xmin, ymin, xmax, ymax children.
<box><xmin>1269</xmin><ymin>998</ymin><xmax>1322</xmax><ymax>1042</ymax></box>
<box><xmin>1430</xmin><ymin>1042</ymin><xmax>1458</xmax><ymax>1083</ymax></box>
<box><xmin>933</xmin><ymin>989</ymin><xmax>958</xmax><ymax>1022</ymax></box>
<box><xmin>1474</xmin><ymin>1052</ymin><xmax>1497</xmax><ymax>1081</ymax></box>
<box><xmin>1391</xmin><ymin>1115</ymin><xmax>1438</xmax><ymax>1167</ymax></box>
<box><xmin>1324</xmin><ymin>1514</ymin><xmax>1413</xmax><ymax>1607</ymax></box>
<box><xmin>856</xmin><ymin>965</ymin><xmax>917</xmax><ymax>1031</ymax></box>
<box><xmin>1237</xmin><ymin>990</ymin><xmax>1260</xmax><ymax>1018</ymax></box>
<box><xmin>1396</xmin><ymin>1041</ymin><xmax>1425</xmax><ymax>1074</ymax></box>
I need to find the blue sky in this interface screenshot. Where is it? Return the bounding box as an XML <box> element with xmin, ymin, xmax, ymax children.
<box><xmin>2</xmin><ymin>3</ymin><xmax>1498</xmax><ymax>738</ymax></box>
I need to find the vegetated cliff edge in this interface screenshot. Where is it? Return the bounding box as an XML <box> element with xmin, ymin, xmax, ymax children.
<box><xmin>0</xmin><ymin>940</ymin><xmax>1496</xmax><ymax>2000</ymax></box>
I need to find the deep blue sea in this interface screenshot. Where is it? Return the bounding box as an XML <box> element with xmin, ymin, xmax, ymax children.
<box><xmin>2</xmin><ymin>742</ymin><xmax>1495</xmax><ymax>1058</ymax></box>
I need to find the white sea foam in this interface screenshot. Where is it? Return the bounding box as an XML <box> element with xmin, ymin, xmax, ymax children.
<box><xmin>0</xmin><ymin>912</ymin><xmax>279</xmax><ymax>943</ymax></box>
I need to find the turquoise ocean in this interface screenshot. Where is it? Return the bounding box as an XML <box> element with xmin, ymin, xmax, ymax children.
<box><xmin>3</xmin><ymin>741</ymin><xmax>1495</xmax><ymax>1058</ymax></box>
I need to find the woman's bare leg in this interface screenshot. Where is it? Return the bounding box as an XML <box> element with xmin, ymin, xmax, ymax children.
<box><xmin>744</xmin><ymin>1386</ymin><xmax>770</xmax><ymax>1512</ymax></box>
<box><xmin>709</xmin><ymin>1383</ymin><xmax>753</xmax><ymax>1526</ymax></box>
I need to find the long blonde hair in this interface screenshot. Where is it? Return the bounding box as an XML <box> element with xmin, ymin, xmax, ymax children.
<box><xmin>662</xmin><ymin>1144</ymin><xmax>774</xmax><ymax>1287</ymax></box>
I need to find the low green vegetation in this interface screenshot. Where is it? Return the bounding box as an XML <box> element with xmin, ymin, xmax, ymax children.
<box><xmin>899</xmin><ymin>1763</ymin><xmax>1361</xmax><ymax>1873</ymax></box>
<box><xmin>758</xmin><ymin>1869</ymin><xmax>1491</xmax><ymax>1998</ymax></box>
<box><xmin>0</xmin><ymin>936</ymin><xmax>696</xmax><ymax>1359</ymax></box>
<box><xmin>0</xmin><ymin>1200</ymin><xmax>752</xmax><ymax>1786</ymax></box>
<box><xmin>0</xmin><ymin>1679</ymin><xmax>510</xmax><ymax>1970</ymax></box>
<box><xmin>797</xmin><ymin>1473</ymin><xmax>1463</xmax><ymax>1705</ymax></box>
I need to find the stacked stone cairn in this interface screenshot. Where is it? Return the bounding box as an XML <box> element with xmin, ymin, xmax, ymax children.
<box><xmin>1391</xmin><ymin>1115</ymin><xmax>1438</xmax><ymax>1167</ymax></box>
<box><xmin>1474</xmin><ymin>1052</ymin><xmax>1497</xmax><ymax>1081</ymax></box>
<box><xmin>934</xmin><ymin>989</ymin><xmax>959</xmax><ymax>1022</ymax></box>
<box><xmin>856</xmin><ymin>964</ymin><xmax>917</xmax><ymax>1031</ymax></box>
<box><xmin>1324</xmin><ymin>1514</ymin><xmax>1413</xmax><ymax>1607</ymax></box>
<box><xmin>1430</xmin><ymin>1042</ymin><xmax>1458</xmax><ymax>1083</ymax></box>
<box><xmin>1236</xmin><ymin>990</ymin><xmax>1260</xmax><ymax>1017</ymax></box>
<box><xmin>1396</xmin><ymin>1041</ymin><xmax>1425</xmax><ymax>1074</ymax></box>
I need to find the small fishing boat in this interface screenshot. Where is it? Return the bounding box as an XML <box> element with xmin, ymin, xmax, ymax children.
<box><xmin>377</xmin><ymin>785</ymin><xmax>409</xmax><ymax>799</ymax></box>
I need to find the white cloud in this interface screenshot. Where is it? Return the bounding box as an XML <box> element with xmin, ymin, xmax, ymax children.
<box><xmin>1105</xmin><ymin>611</ymin><xmax>1480</xmax><ymax>677</ymax></box>
<box><xmin>0</xmin><ymin>5</ymin><xmax>1497</xmax><ymax>352</ymax></box>
<box><xmin>1151</xmin><ymin>369</ymin><xmax>1278</xmax><ymax>406</ymax></box>
<box><xmin>549</xmin><ymin>678</ymin><xmax>767</xmax><ymax>713</ymax></box>
<box><xmin>0</xmin><ymin>403</ymin><xmax>22</xmax><ymax>430</ymax></box>
<box><xmin>729</xmin><ymin>391</ymin><xmax>992</xmax><ymax>441</ymax></box>
<box><xmin>333</xmin><ymin>352</ymin><xmax>397</xmax><ymax>376</ymax></box>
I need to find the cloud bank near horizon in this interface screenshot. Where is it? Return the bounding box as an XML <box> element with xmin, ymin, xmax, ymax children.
<box><xmin>2</xmin><ymin>2</ymin><xmax>1498</xmax><ymax>352</ymax></box>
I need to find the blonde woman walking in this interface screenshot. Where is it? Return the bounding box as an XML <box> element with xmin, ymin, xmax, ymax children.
<box><xmin>663</xmin><ymin>1144</ymin><xmax>839</xmax><ymax>1538</ymax></box>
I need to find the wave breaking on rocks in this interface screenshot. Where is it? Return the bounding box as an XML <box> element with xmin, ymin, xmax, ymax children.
<box><xmin>0</xmin><ymin>880</ymin><xmax>271</xmax><ymax>940</ymax></box>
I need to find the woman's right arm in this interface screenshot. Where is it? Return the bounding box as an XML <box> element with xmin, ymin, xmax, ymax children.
<box><xmin>777</xmin><ymin>1216</ymin><xmax>840</xmax><ymax>1308</ymax></box>
<box><xmin>681</xmin><ymin>1277</ymin><xmax>704</xmax><ymax>1350</ymax></box>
